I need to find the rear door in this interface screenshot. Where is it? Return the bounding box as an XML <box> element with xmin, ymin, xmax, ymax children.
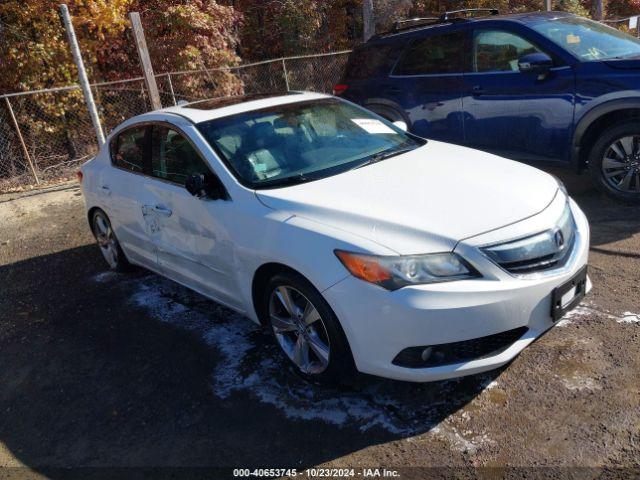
<box><xmin>387</xmin><ymin>27</ymin><xmax>469</xmax><ymax>144</ymax></box>
<box><xmin>142</xmin><ymin>123</ymin><xmax>242</xmax><ymax>309</ymax></box>
<box><xmin>101</xmin><ymin>125</ymin><xmax>158</xmax><ymax>268</ymax></box>
<box><xmin>462</xmin><ymin>26</ymin><xmax>576</xmax><ymax>162</ymax></box>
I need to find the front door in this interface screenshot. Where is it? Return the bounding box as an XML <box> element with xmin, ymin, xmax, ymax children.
<box><xmin>142</xmin><ymin>124</ymin><xmax>242</xmax><ymax>310</ymax></box>
<box><xmin>388</xmin><ymin>28</ymin><xmax>468</xmax><ymax>145</ymax></box>
<box><xmin>462</xmin><ymin>27</ymin><xmax>576</xmax><ymax>163</ymax></box>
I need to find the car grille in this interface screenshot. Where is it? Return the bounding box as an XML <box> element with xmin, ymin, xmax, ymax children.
<box><xmin>481</xmin><ymin>203</ymin><xmax>576</xmax><ymax>275</ymax></box>
<box><xmin>392</xmin><ymin>327</ymin><xmax>529</xmax><ymax>368</ymax></box>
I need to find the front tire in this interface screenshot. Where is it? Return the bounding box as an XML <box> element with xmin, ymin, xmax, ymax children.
<box><xmin>91</xmin><ymin>209</ymin><xmax>131</xmax><ymax>272</ymax></box>
<box><xmin>263</xmin><ymin>271</ymin><xmax>356</xmax><ymax>385</ymax></box>
<box><xmin>588</xmin><ymin>121</ymin><xmax>640</xmax><ymax>204</ymax></box>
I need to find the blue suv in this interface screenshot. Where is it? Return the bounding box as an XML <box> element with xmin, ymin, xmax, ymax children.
<box><xmin>335</xmin><ymin>9</ymin><xmax>640</xmax><ymax>203</ymax></box>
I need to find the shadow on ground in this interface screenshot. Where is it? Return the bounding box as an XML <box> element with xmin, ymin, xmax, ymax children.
<box><xmin>0</xmin><ymin>245</ymin><xmax>499</xmax><ymax>474</ymax></box>
<box><xmin>548</xmin><ymin>168</ymin><xmax>640</xmax><ymax>252</ymax></box>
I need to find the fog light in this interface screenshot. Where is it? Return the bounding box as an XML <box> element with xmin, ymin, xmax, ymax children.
<box><xmin>420</xmin><ymin>347</ymin><xmax>433</xmax><ymax>361</ymax></box>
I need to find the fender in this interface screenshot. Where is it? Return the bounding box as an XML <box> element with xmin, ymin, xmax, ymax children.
<box><xmin>362</xmin><ymin>98</ymin><xmax>411</xmax><ymax>126</ymax></box>
<box><xmin>571</xmin><ymin>96</ymin><xmax>640</xmax><ymax>170</ymax></box>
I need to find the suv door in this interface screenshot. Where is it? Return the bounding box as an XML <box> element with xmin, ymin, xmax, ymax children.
<box><xmin>388</xmin><ymin>28</ymin><xmax>469</xmax><ymax>144</ymax></box>
<box><xmin>463</xmin><ymin>27</ymin><xmax>576</xmax><ymax>162</ymax></box>
<box><xmin>103</xmin><ymin>125</ymin><xmax>158</xmax><ymax>268</ymax></box>
<box><xmin>143</xmin><ymin>124</ymin><xmax>242</xmax><ymax>310</ymax></box>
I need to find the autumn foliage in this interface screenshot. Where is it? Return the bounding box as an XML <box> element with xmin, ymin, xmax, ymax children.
<box><xmin>0</xmin><ymin>0</ymin><xmax>638</xmax><ymax>95</ymax></box>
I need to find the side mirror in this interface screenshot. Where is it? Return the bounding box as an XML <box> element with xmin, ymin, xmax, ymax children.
<box><xmin>518</xmin><ymin>53</ymin><xmax>553</xmax><ymax>75</ymax></box>
<box><xmin>185</xmin><ymin>173</ymin><xmax>227</xmax><ymax>200</ymax></box>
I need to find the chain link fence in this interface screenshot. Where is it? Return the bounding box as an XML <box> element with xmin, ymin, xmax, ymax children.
<box><xmin>0</xmin><ymin>51</ymin><xmax>351</xmax><ymax>193</ymax></box>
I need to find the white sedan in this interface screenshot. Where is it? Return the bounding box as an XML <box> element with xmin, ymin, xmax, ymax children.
<box><xmin>79</xmin><ymin>92</ymin><xmax>591</xmax><ymax>383</ymax></box>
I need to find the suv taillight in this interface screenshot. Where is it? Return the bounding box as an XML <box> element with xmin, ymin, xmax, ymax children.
<box><xmin>333</xmin><ymin>84</ymin><xmax>348</xmax><ymax>96</ymax></box>
<box><xmin>76</xmin><ymin>171</ymin><xmax>83</xmax><ymax>183</ymax></box>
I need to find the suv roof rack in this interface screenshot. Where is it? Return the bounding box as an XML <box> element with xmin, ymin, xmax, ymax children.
<box><xmin>390</xmin><ymin>8</ymin><xmax>499</xmax><ymax>33</ymax></box>
<box><xmin>392</xmin><ymin>17</ymin><xmax>441</xmax><ymax>33</ymax></box>
<box><xmin>441</xmin><ymin>8</ymin><xmax>499</xmax><ymax>21</ymax></box>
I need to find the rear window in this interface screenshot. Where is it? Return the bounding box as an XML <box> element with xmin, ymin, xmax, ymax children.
<box><xmin>394</xmin><ymin>32</ymin><xmax>466</xmax><ymax>75</ymax></box>
<box><xmin>343</xmin><ymin>42</ymin><xmax>404</xmax><ymax>80</ymax></box>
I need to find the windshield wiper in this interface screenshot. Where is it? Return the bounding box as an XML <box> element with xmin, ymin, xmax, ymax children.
<box><xmin>256</xmin><ymin>172</ymin><xmax>314</xmax><ymax>188</ymax></box>
<box><xmin>351</xmin><ymin>147</ymin><xmax>417</xmax><ymax>170</ymax></box>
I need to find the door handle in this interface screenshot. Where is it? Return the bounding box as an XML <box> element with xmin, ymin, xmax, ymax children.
<box><xmin>153</xmin><ymin>205</ymin><xmax>172</xmax><ymax>217</ymax></box>
<box><xmin>472</xmin><ymin>85</ymin><xmax>485</xmax><ymax>96</ymax></box>
<box><xmin>100</xmin><ymin>185</ymin><xmax>111</xmax><ymax>196</ymax></box>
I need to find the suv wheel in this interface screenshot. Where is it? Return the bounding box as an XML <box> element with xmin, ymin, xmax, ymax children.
<box><xmin>263</xmin><ymin>271</ymin><xmax>356</xmax><ymax>385</ymax></box>
<box><xmin>588</xmin><ymin>121</ymin><xmax>640</xmax><ymax>204</ymax></box>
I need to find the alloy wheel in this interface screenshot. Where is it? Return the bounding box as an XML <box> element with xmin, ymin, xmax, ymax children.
<box><xmin>93</xmin><ymin>213</ymin><xmax>119</xmax><ymax>269</ymax></box>
<box><xmin>268</xmin><ymin>286</ymin><xmax>331</xmax><ymax>375</ymax></box>
<box><xmin>601</xmin><ymin>135</ymin><xmax>640</xmax><ymax>193</ymax></box>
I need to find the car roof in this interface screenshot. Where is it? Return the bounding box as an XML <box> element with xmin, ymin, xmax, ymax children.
<box><xmin>374</xmin><ymin>11</ymin><xmax>576</xmax><ymax>40</ymax></box>
<box><xmin>154</xmin><ymin>91</ymin><xmax>331</xmax><ymax>124</ymax></box>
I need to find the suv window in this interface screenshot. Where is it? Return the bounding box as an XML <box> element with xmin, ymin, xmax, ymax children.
<box><xmin>474</xmin><ymin>30</ymin><xmax>542</xmax><ymax>73</ymax></box>
<box><xmin>394</xmin><ymin>32</ymin><xmax>465</xmax><ymax>75</ymax></box>
<box><xmin>110</xmin><ymin>126</ymin><xmax>147</xmax><ymax>173</ymax></box>
<box><xmin>151</xmin><ymin>126</ymin><xmax>210</xmax><ymax>185</ymax></box>
<box><xmin>344</xmin><ymin>43</ymin><xmax>404</xmax><ymax>80</ymax></box>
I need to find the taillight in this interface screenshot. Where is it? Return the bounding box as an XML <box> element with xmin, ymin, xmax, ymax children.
<box><xmin>76</xmin><ymin>171</ymin><xmax>83</xmax><ymax>183</ymax></box>
<box><xmin>333</xmin><ymin>84</ymin><xmax>348</xmax><ymax>96</ymax></box>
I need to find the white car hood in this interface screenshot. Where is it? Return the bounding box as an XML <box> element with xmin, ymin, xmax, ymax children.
<box><xmin>256</xmin><ymin>141</ymin><xmax>559</xmax><ymax>254</ymax></box>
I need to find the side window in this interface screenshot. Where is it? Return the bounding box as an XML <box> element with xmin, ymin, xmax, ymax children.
<box><xmin>151</xmin><ymin>126</ymin><xmax>210</xmax><ymax>185</ymax></box>
<box><xmin>474</xmin><ymin>30</ymin><xmax>542</xmax><ymax>73</ymax></box>
<box><xmin>110</xmin><ymin>126</ymin><xmax>147</xmax><ymax>173</ymax></box>
<box><xmin>344</xmin><ymin>43</ymin><xmax>404</xmax><ymax>80</ymax></box>
<box><xmin>393</xmin><ymin>32</ymin><xmax>465</xmax><ymax>75</ymax></box>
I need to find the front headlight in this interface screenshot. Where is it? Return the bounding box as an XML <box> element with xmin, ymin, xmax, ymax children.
<box><xmin>552</xmin><ymin>175</ymin><xmax>568</xmax><ymax>197</ymax></box>
<box><xmin>334</xmin><ymin>250</ymin><xmax>481</xmax><ymax>291</ymax></box>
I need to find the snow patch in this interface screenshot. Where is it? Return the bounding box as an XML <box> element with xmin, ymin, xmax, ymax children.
<box><xmin>559</xmin><ymin>374</ymin><xmax>602</xmax><ymax>391</ymax></box>
<box><xmin>618</xmin><ymin>312</ymin><xmax>640</xmax><ymax>324</ymax></box>
<box><xmin>92</xmin><ymin>271</ymin><xmax>118</xmax><ymax>283</ymax></box>
<box><xmin>432</xmin><ymin>424</ymin><xmax>495</xmax><ymax>455</ymax></box>
<box><xmin>123</xmin><ymin>274</ymin><xmax>488</xmax><ymax>434</ymax></box>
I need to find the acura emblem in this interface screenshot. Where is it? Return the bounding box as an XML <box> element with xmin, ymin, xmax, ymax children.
<box><xmin>554</xmin><ymin>230</ymin><xmax>565</xmax><ymax>249</ymax></box>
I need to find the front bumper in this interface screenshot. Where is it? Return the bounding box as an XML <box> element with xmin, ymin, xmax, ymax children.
<box><xmin>322</xmin><ymin>196</ymin><xmax>591</xmax><ymax>382</ymax></box>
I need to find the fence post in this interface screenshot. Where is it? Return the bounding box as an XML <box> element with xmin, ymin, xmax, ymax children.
<box><xmin>363</xmin><ymin>0</ymin><xmax>374</xmax><ymax>41</ymax></box>
<box><xmin>594</xmin><ymin>0</ymin><xmax>603</xmax><ymax>21</ymax></box>
<box><xmin>166</xmin><ymin>73</ymin><xmax>177</xmax><ymax>106</ymax></box>
<box><xmin>281</xmin><ymin>59</ymin><xmax>290</xmax><ymax>91</ymax></box>
<box><xmin>4</xmin><ymin>97</ymin><xmax>40</xmax><ymax>185</ymax></box>
<box><xmin>59</xmin><ymin>4</ymin><xmax>105</xmax><ymax>146</ymax></box>
<box><xmin>130</xmin><ymin>12</ymin><xmax>162</xmax><ymax>111</ymax></box>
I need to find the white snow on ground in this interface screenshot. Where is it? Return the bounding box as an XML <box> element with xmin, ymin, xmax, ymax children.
<box><xmin>92</xmin><ymin>271</ymin><xmax>119</xmax><ymax>283</ymax></box>
<box><xmin>124</xmin><ymin>274</ymin><xmax>465</xmax><ymax>434</ymax></box>
<box><xmin>93</xmin><ymin>269</ymin><xmax>631</xmax><ymax>438</ymax></box>
<box><xmin>560</xmin><ymin>375</ymin><xmax>602</xmax><ymax>392</ymax></box>
<box><xmin>618</xmin><ymin>312</ymin><xmax>640</xmax><ymax>324</ymax></box>
<box><xmin>555</xmin><ymin>301</ymin><xmax>630</xmax><ymax>326</ymax></box>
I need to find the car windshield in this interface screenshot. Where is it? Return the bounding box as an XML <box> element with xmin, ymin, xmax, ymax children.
<box><xmin>531</xmin><ymin>16</ymin><xmax>640</xmax><ymax>61</ymax></box>
<box><xmin>196</xmin><ymin>98</ymin><xmax>423</xmax><ymax>189</ymax></box>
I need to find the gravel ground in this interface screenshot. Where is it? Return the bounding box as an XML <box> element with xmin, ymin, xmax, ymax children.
<box><xmin>0</xmin><ymin>172</ymin><xmax>638</xmax><ymax>479</ymax></box>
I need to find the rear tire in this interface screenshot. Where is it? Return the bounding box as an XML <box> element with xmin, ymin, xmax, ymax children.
<box><xmin>588</xmin><ymin>121</ymin><xmax>640</xmax><ymax>204</ymax></box>
<box><xmin>263</xmin><ymin>271</ymin><xmax>356</xmax><ymax>385</ymax></box>
<box><xmin>91</xmin><ymin>209</ymin><xmax>132</xmax><ymax>272</ymax></box>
